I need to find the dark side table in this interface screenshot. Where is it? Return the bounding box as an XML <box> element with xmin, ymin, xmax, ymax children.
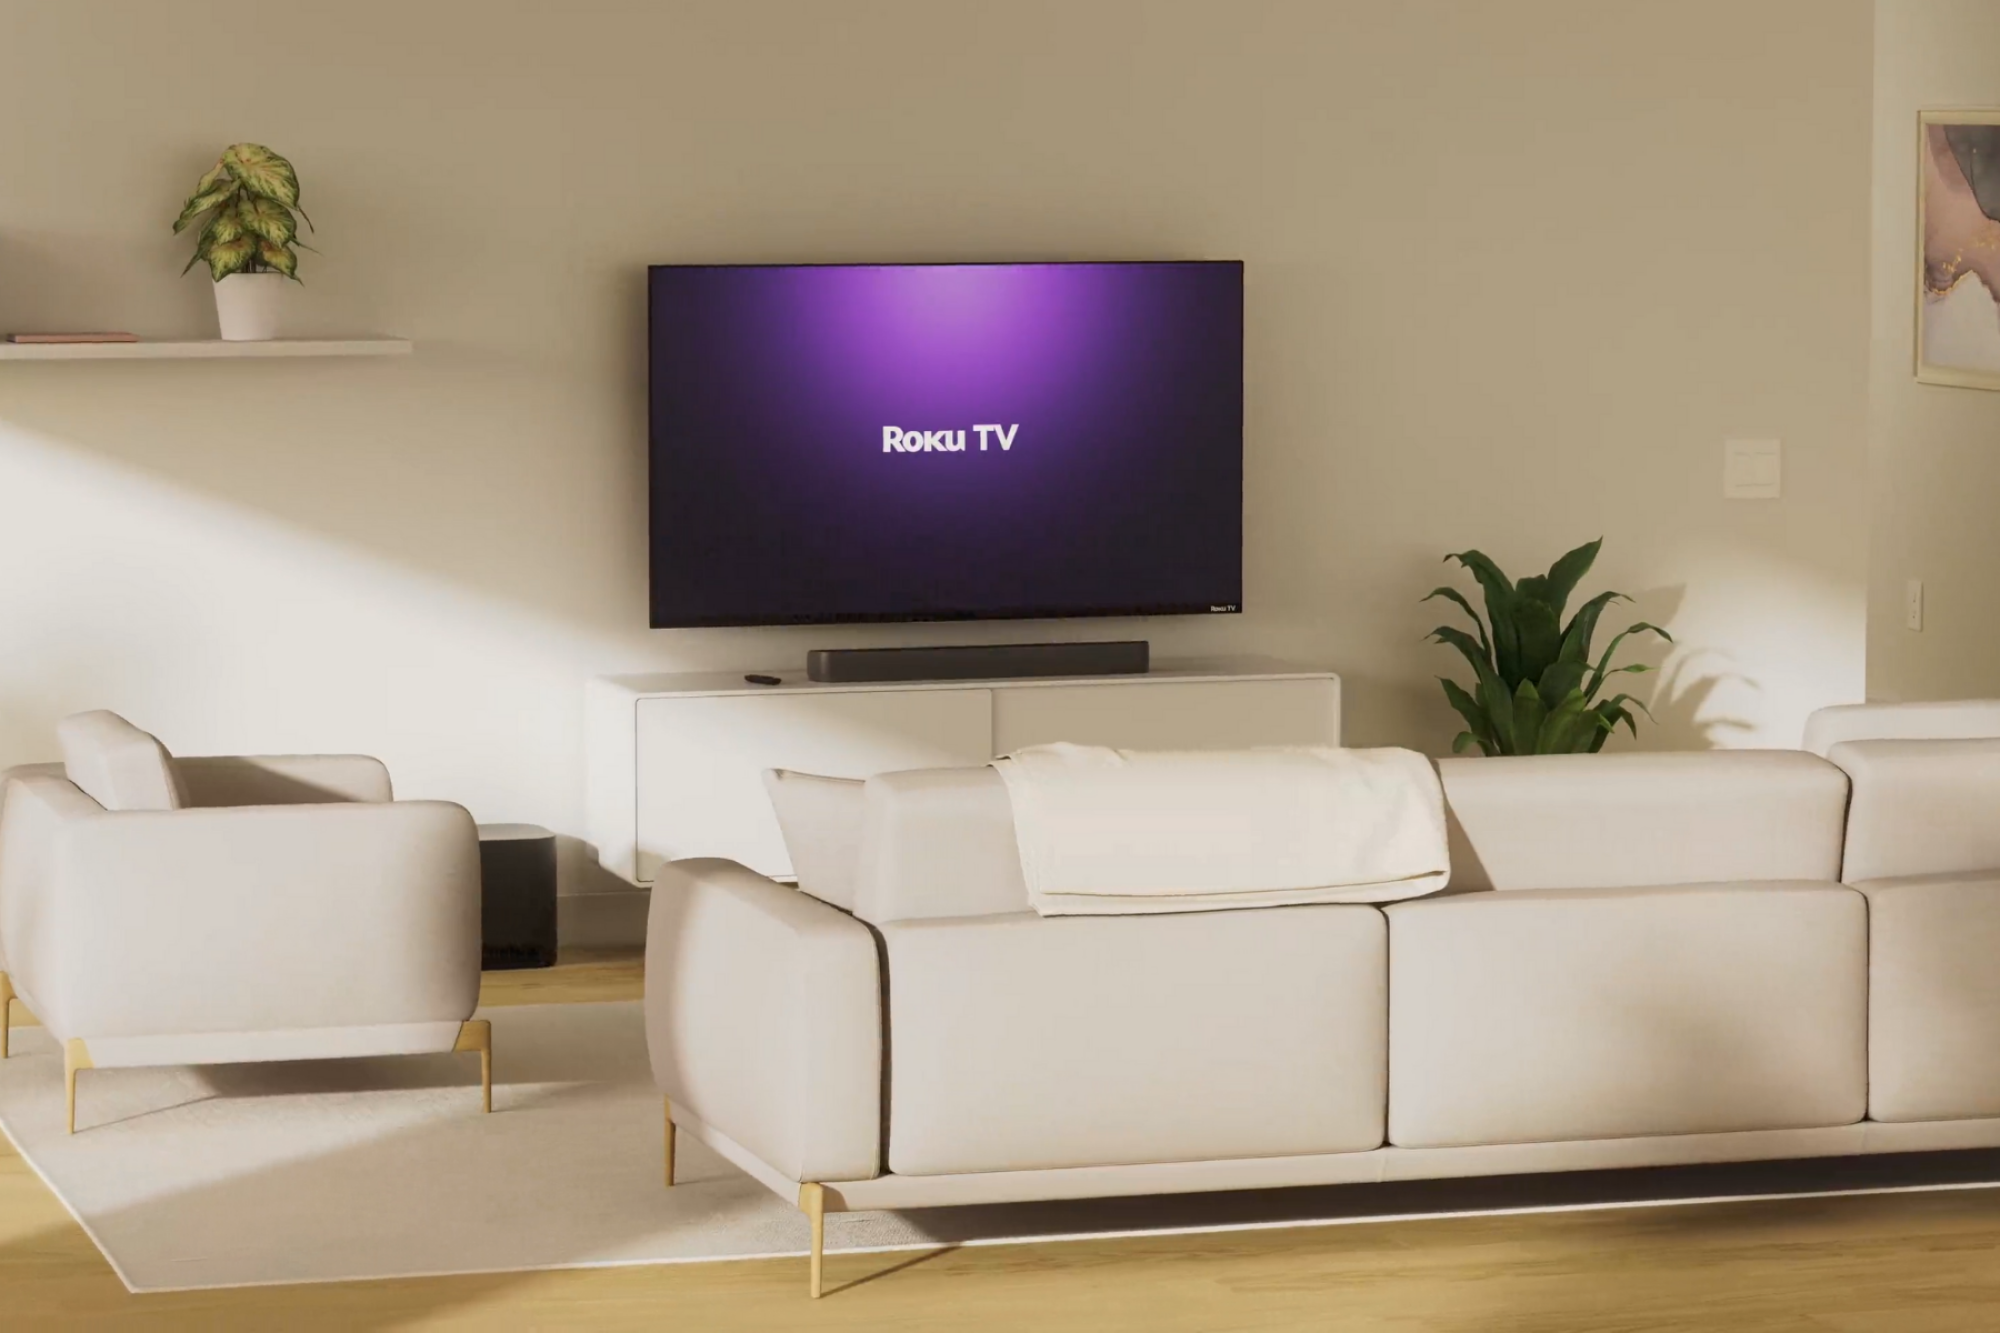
<box><xmin>478</xmin><ymin>823</ymin><xmax>558</xmax><ymax>969</ymax></box>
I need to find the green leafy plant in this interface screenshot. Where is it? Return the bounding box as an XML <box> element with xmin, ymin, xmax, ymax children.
<box><xmin>172</xmin><ymin>143</ymin><xmax>311</xmax><ymax>281</ymax></box>
<box><xmin>1426</xmin><ymin>538</ymin><xmax>1671</xmax><ymax>755</ymax></box>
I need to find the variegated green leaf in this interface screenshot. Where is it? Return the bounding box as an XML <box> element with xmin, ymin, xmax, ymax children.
<box><xmin>173</xmin><ymin>182</ymin><xmax>238</xmax><ymax>233</ymax></box>
<box><xmin>255</xmin><ymin>239</ymin><xmax>299</xmax><ymax>278</ymax></box>
<box><xmin>192</xmin><ymin>160</ymin><xmax>232</xmax><ymax>196</ymax></box>
<box><xmin>221</xmin><ymin>143</ymin><xmax>299</xmax><ymax>206</ymax></box>
<box><xmin>202</xmin><ymin>205</ymin><xmax>246</xmax><ymax>248</ymax></box>
<box><xmin>235</xmin><ymin>194</ymin><xmax>296</xmax><ymax>246</ymax></box>
<box><xmin>205</xmin><ymin>235</ymin><xmax>257</xmax><ymax>280</ymax></box>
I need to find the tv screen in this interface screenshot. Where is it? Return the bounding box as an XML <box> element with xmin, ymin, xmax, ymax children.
<box><xmin>647</xmin><ymin>261</ymin><xmax>1243</xmax><ymax>628</ymax></box>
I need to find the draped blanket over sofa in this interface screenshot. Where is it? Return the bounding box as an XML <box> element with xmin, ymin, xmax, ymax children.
<box><xmin>993</xmin><ymin>742</ymin><xmax>1451</xmax><ymax>914</ymax></box>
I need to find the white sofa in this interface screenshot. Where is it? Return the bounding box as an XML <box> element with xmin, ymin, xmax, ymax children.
<box><xmin>645</xmin><ymin>703</ymin><xmax>2000</xmax><ymax>1297</ymax></box>
<box><xmin>0</xmin><ymin>712</ymin><xmax>490</xmax><ymax>1132</ymax></box>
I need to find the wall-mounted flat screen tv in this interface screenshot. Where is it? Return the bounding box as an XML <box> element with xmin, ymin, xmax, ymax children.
<box><xmin>647</xmin><ymin>261</ymin><xmax>1243</xmax><ymax>627</ymax></box>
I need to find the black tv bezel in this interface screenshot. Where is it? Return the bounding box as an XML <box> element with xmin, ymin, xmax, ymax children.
<box><xmin>646</xmin><ymin>259</ymin><xmax>1244</xmax><ymax>630</ymax></box>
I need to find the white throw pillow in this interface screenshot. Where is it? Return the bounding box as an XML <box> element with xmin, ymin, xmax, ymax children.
<box><xmin>57</xmin><ymin>710</ymin><xmax>188</xmax><ymax>811</ymax></box>
<box><xmin>762</xmin><ymin>769</ymin><xmax>865</xmax><ymax>912</ymax></box>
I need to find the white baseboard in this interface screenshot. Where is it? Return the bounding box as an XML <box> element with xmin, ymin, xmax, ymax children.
<box><xmin>558</xmin><ymin>890</ymin><xmax>650</xmax><ymax>948</ymax></box>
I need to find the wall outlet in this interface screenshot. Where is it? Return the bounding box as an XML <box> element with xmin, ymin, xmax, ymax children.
<box><xmin>1724</xmin><ymin>438</ymin><xmax>1782</xmax><ymax>499</ymax></box>
<box><xmin>1906</xmin><ymin>578</ymin><xmax>1924</xmax><ymax>632</ymax></box>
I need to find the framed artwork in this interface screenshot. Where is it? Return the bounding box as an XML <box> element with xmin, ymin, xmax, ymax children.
<box><xmin>1919</xmin><ymin>110</ymin><xmax>2000</xmax><ymax>390</ymax></box>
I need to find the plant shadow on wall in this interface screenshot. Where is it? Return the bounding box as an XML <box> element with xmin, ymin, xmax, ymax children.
<box><xmin>1425</xmin><ymin>538</ymin><xmax>1672</xmax><ymax>755</ymax></box>
<box><xmin>1642</xmin><ymin>643</ymin><xmax>1757</xmax><ymax>752</ymax></box>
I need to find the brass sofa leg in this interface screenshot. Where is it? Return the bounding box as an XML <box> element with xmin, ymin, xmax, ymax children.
<box><xmin>0</xmin><ymin>972</ymin><xmax>12</xmax><ymax>1060</ymax></box>
<box><xmin>664</xmin><ymin>1098</ymin><xmax>677</xmax><ymax>1187</ymax></box>
<box><xmin>799</xmin><ymin>1182</ymin><xmax>826</xmax><ymax>1298</ymax></box>
<box><xmin>454</xmin><ymin>1020</ymin><xmax>493</xmax><ymax>1113</ymax></box>
<box><xmin>64</xmin><ymin>1039</ymin><xmax>93</xmax><ymax>1134</ymax></box>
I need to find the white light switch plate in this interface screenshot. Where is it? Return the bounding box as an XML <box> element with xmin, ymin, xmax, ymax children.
<box><xmin>1724</xmin><ymin>438</ymin><xmax>1782</xmax><ymax>499</ymax></box>
<box><xmin>1906</xmin><ymin>579</ymin><xmax>1924</xmax><ymax>632</ymax></box>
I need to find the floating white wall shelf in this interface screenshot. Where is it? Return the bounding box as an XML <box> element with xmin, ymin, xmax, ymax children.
<box><xmin>0</xmin><ymin>338</ymin><xmax>412</xmax><ymax>361</ymax></box>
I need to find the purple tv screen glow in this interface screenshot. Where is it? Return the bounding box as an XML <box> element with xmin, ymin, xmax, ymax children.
<box><xmin>647</xmin><ymin>262</ymin><xmax>1243</xmax><ymax>627</ymax></box>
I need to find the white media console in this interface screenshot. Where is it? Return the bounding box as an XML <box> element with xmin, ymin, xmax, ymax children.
<box><xmin>585</xmin><ymin>656</ymin><xmax>1341</xmax><ymax>884</ymax></box>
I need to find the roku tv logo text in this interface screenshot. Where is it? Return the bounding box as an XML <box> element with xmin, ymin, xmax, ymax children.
<box><xmin>881</xmin><ymin>425</ymin><xmax>1019</xmax><ymax>453</ymax></box>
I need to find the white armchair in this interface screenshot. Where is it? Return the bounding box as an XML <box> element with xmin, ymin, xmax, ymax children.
<box><xmin>0</xmin><ymin>711</ymin><xmax>488</xmax><ymax>1132</ymax></box>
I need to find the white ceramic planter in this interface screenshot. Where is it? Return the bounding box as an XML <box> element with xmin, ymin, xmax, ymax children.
<box><xmin>212</xmin><ymin>272</ymin><xmax>289</xmax><ymax>341</ymax></box>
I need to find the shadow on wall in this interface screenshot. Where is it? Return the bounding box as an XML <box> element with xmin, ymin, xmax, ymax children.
<box><xmin>1624</xmin><ymin>584</ymin><xmax>1755</xmax><ymax>753</ymax></box>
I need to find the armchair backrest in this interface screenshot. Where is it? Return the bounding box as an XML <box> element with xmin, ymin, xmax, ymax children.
<box><xmin>56</xmin><ymin>711</ymin><xmax>185</xmax><ymax>812</ymax></box>
<box><xmin>1439</xmin><ymin>751</ymin><xmax>1849</xmax><ymax>891</ymax></box>
<box><xmin>1828</xmin><ymin>737</ymin><xmax>2000</xmax><ymax>883</ymax></box>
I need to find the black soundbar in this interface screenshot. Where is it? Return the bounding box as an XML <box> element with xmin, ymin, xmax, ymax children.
<box><xmin>806</xmin><ymin>640</ymin><xmax>1150</xmax><ymax>684</ymax></box>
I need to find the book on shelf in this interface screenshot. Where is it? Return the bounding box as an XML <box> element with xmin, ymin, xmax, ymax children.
<box><xmin>7</xmin><ymin>332</ymin><xmax>141</xmax><ymax>344</ymax></box>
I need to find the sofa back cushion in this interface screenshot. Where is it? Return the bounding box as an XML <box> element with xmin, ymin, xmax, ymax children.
<box><xmin>1830</xmin><ymin>738</ymin><xmax>2000</xmax><ymax>882</ymax></box>
<box><xmin>852</xmin><ymin>767</ymin><xmax>1031</xmax><ymax>924</ymax></box>
<box><xmin>56</xmin><ymin>711</ymin><xmax>186</xmax><ymax>812</ymax></box>
<box><xmin>1804</xmin><ymin>700</ymin><xmax>2000</xmax><ymax>757</ymax></box>
<box><xmin>761</xmin><ymin>769</ymin><xmax>865</xmax><ymax>912</ymax></box>
<box><xmin>1440</xmin><ymin>751</ymin><xmax>1847</xmax><ymax>891</ymax></box>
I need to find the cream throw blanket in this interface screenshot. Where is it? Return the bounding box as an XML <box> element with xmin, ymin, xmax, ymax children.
<box><xmin>992</xmin><ymin>743</ymin><xmax>1451</xmax><ymax>916</ymax></box>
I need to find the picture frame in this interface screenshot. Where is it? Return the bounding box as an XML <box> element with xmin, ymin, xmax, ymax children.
<box><xmin>1917</xmin><ymin>109</ymin><xmax>2000</xmax><ymax>391</ymax></box>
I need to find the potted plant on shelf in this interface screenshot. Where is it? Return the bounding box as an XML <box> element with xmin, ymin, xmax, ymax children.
<box><xmin>172</xmin><ymin>143</ymin><xmax>311</xmax><ymax>342</ymax></box>
<box><xmin>1425</xmin><ymin>538</ymin><xmax>1671</xmax><ymax>755</ymax></box>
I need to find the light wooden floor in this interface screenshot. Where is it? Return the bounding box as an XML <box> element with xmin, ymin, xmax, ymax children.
<box><xmin>8</xmin><ymin>951</ymin><xmax>2000</xmax><ymax>1330</ymax></box>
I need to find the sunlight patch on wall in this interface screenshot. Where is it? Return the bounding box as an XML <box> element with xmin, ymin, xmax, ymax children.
<box><xmin>0</xmin><ymin>422</ymin><xmax>621</xmax><ymax>832</ymax></box>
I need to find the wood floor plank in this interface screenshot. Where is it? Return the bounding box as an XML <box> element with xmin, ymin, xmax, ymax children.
<box><xmin>476</xmin><ymin>946</ymin><xmax>644</xmax><ymax>1008</ymax></box>
<box><xmin>7</xmin><ymin>951</ymin><xmax>2000</xmax><ymax>1329</ymax></box>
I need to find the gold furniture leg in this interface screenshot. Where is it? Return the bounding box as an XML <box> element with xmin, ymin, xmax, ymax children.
<box><xmin>664</xmin><ymin>1098</ymin><xmax>677</xmax><ymax>1186</ymax></box>
<box><xmin>454</xmin><ymin>1019</ymin><xmax>493</xmax><ymax>1113</ymax></box>
<box><xmin>799</xmin><ymin>1182</ymin><xmax>826</xmax><ymax>1298</ymax></box>
<box><xmin>0</xmin><ymin>972</ymin><xmax>12</xmax><ymax>1060</ymax></box>
<box><xmin>64</xmin><ymin>1039</ymin><xmax>93</xmax><ymax>1134</ymax></box>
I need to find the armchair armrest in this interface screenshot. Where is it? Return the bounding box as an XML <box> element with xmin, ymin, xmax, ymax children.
<box><xmin>0</xmin><ymin>773</ymin><xmax>99</xmax><ymax>973</ymax></box>
<box><xmin>646</xmin><ymin>858</ymin><xmax>882</xmax><ymax>1183</ymax></box>
<box><xmin>11</xmin><ymin>794</ymin><xmax>478</xmax><ymax>1041</ymax></box>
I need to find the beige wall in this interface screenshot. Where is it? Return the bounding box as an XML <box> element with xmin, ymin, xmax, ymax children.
<box><xmin>1869</xmin><ymin>0</ymin><xmax>2000</xmax><ymax>702</ymax></box>
<box><xmin>0</xmin><ymin>1</ymin><xmax>1874</xmax><ymax>908</ymax></box>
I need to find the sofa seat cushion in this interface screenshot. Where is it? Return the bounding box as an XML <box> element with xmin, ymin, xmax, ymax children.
<box><xmin>883</xmin><ymin>905</ymin><xmax>1386</xmax><ymax>1175</ymax></box>
<box><xmin>1856</xmin><ymin>873</ymin><xmax>2000</xmax><ymax>1122</ymax></box>
<box><xmin>1387</xmin><ymin>881</ymin><xmax>1866</xmax><ymax>1149</ymax></box>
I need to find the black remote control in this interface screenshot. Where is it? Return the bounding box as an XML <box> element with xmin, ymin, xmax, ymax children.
<box><xmin>743</xmin><ymin>673</ymin><xmax>783</xmax><ymax>686</ymax></box>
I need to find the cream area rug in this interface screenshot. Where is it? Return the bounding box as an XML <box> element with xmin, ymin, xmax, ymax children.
<box><xmin>6</xmin><ymin>1000</ymin><xmax>2000</xmax><ymax>1293</ymax></box>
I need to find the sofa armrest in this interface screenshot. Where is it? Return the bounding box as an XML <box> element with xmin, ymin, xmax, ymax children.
<box><xmin>174</xmin><ymin>754</ymin><xmax>394</xmax><ymax>806</ymax></box>
<box><xmin>11</xmin><ymin>796</ymin><xmax>479</xmax><ymax>1040</ymax></box>
<box><xmin>646</xmin><ymin>858</ymin><xmax>882</xmax><ymax>1183</ymax></box>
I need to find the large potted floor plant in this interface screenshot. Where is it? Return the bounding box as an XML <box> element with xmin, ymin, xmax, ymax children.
<box><xmin>1426</xmin><ymin>538</ymin><xmax>1671</xmax><ymax>754</ymax></box>
<box><xmin>172</xmin><ymin>144</ymin><xmax>311</xmax><ymax>341</ymax></box>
